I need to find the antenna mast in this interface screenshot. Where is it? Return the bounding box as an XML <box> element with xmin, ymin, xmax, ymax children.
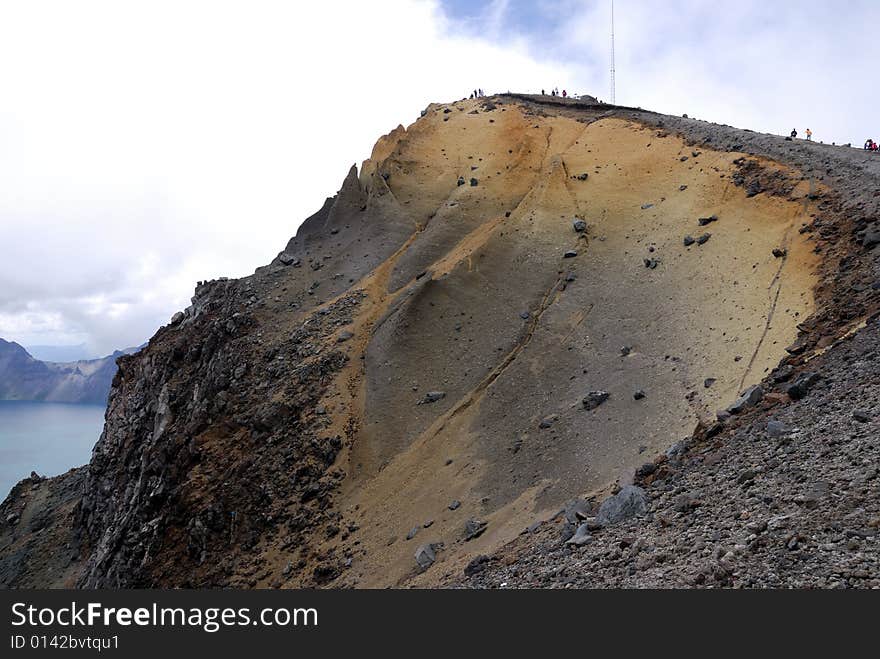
<box><xmin>610</xmin><ymin>0</ymin><xmax>616</xmax><ymax>104</ymax></box>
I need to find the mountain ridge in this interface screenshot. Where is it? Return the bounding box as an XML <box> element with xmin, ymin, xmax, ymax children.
<box><xmin>0</xmin><ymin>338</ymin><xmax>138</xmax><ymax>405</ymax></box>
<box><xmin>1</xmin><ymin>93</ymin><xmax>878</xmax><ymax>589</ymax></box>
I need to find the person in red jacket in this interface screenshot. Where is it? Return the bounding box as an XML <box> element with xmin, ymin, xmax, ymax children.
<box><xmin>562</xmin><ymin>89</ymin><xmax>567</xmax><ymax>98</ymax></box>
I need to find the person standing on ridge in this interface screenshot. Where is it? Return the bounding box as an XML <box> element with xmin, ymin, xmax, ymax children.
<box><xmin>791</xmin><ymin>128</ymin><xmax>798</xmax><ymax>138</ymax></box>
<box><xmin>541</xmin><ymin>89</ymin><xmax>545</xmax><ymax>95</ymax></box>
<box><xmin>562</xmin><ymin>89</ymin><xmax>567</xmax><ymax>98</ymax></box>
<box><xmin>806</xmin><ymin>128</ymin><xmax>813</xmax><ymax>141</ymax></box>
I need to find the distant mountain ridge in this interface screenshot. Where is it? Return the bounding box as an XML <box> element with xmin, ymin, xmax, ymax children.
<box><xmin>24</xmin><ymin>344</ymin><xmax>94</xmax><ymax>363</ymax></box>
<box><xmin>0</xmin><ymin>338</ymin><xmax>138</xmax><ymax>404</ymax></box>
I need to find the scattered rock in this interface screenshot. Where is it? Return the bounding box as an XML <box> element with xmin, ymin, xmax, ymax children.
<box><xmin>863</xmin><ymin>230</ymin><xmax>880</xmax><ymax>249</ymax></box>
<box><xmin>464</xmin><ymin>555</ymin><xmax>491</xmax><ymax>576</ymax></box>
<box><xmin>772</xmin><ymin>248</ymin><xmax>787</xmax><ymax>258</ymax></box>
<box><xmin>853</xmin><ymin>410</ymin><xmax>871</xmax><ymax>423</ymax></box>
<box><xmin>747</xmin><ymin>519</ymin><xmax>768</xmax><ymax>534</ymax></box>
<box><xmin>582</xmin><ymin>390</ymin><xmax>610</xmax><ymax>410</ymax></box>
<box><xmin>406</xmin><ymin>526</ymin><xmax>420</xmax><ymax>540</ymax></box>
<box><xmin>563</xmin><ymin>250</ymin><xmax>578</xmax><ymax>258</ymax></box>
<box><xmin>470</xmin><ymin>178</ymin><xmax>479</xmax><ymax>187</ymax></box>
<box><xmin>5</xmin><ymin>513</ymin><xmax>19</xmax><ymax>525</ymax></box>
<box><xmin>336</xmin><ymin>330</ymin><xmax>354</xmax><ymax>343</ymax></box>
<box><xmin>703</xmin><ymin>377</ymin><xmax>716</xmax><ymax>388</ymax></box>
<box><xmin>705</xmin><ymin>422</ymin><xmax>724</xmax><ymax>438</ymax></box>
<box><xmin>520</xmin><ymin>311</ymin><xmax>531</xmax><ymax>320</ymax></box>
<box><xmin>673</xmin><ymin>491</ymin><xmax>701</xmax><ymax>513</ymax></box>
<box><xmin>565</xmin><ymin>523</ymin><xmax>593</xmax><ymax>546</ymax></box>
<box><xmin>683</xmin><ymin>235</ymin><xmax>695</xmax><ymax>246</ymax></box>
<box><xmin>696</xmin><ymin>233</ymin><xmax>712</xmax><ymax>245</ymax></box>
<box><xmin>773</xmin><ymin>365</ymin><xmax>795</xmax><ymax>382</ymax></box>
<box><xmin>464</xmin><ymin>519</ymin><xmax>488</xmax><ymax>541</ymax></box>
<box><xmin>576</xmin><ymin>173</ymin><xmax>589</xmax><ymax>181</ymax></box>
<box><xmin>539</xmin><ymin>415</ymin><xmax>558</xmax><ymax>429</ymax></box>
<box><xmin>448</xmin><ymin>500</ymin><xmax>461</xmax><ymax>511</ymax></box>
<box><xmin>641</xmin><ymin>203</ymin><xmax>654</xmax><ymax>210</ymax></box>
<box><xmin>698</xmin><ymin>215</ymin><xmax>718</xmax><ymax>226</ymax></box>
<box><xmin>279</xmin><ymin>253</ymin><xmax>301</xmax><ymax>267</ymax></box>
<box><xmin>766</xmin><ymin>419</ymin><xmax>790</xmax><ymax>438</ymax></box>
<box><xmin>572</xmin><ymin>218</ymin><xmax>588</xmax><ymax>233</ymax></box>
<box><xmin>417</xmin><ymin>391</ymin><xmax>446</xmax><ymax>405</ymax></box>
<box><xmin>727</xmin><ymin>385</ymin><xmax>763</xmax><ymax>414</ymax></box>
<box><xmin>785</xmin><ymin>373</ymin><xmax>819</xmax><ymax>400</ymax></box>
<box><xmin>644</xmin><ymin>258</ymin><xmax>660</xmax><ymax>269</ymax></box>
<box><xmin>679</xmin><ymin>185</ymin><xmax>688</xmax><ymax>191</ymax></box>
<box><xmin>563</xmin><ymin>499</ymin><xmax>593</xmax><ymax>523</ymax></box>
<box><xmin>596</xmin><ymin>485</ymin><xmax>648</xmax><ymax>525</ymax></box>
<box><xmin>457</xmin><ymin>176</ymin><xmax>466</xmax><ymax>186</ymax></box>
<box><xmin>415</xmin><ymin>543</ymin><xmax>441</xmax><ymax>570</ymax></box>
<box><xmin>633</xmin><ymin>390</ymin><xmax>646</xmax><ymax>400</ymax></box>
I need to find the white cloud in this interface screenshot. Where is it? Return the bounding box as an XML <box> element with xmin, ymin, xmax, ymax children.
<box><xmin>514</xmin><ymin>0</ymin><xmax>880</xmax><ymax>144</ymax></box>
<box><xmin>0</xmin><ymin>0</ymin><xmax>572</xmax><ymax>355</ymax></box>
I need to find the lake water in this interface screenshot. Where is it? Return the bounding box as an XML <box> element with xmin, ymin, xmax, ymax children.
<box><xmin>0</xmin><ymin>400</ymin><xmax>105</xmax><ymax>499</ymax></box>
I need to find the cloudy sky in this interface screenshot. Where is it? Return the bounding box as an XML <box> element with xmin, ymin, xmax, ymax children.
<box><xmin>1</xmin><ymin>1</ymin><xmax>878</xmax><ymax>357</ymax></box>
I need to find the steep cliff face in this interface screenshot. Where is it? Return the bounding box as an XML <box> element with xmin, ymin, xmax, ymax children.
<box><xmin>0</xmin><ymin>339</ymin><xmax>133</xmax><ymax>405</ymax></box>
<box><xmin>0</xmin><ymin>340</ymin><xmax>51</xmax><ymax>399</ymax></box>
<box><xmin>2</xmin><ymin>94</ymin><xmax>877</xmax><ymax>589</ymax></box>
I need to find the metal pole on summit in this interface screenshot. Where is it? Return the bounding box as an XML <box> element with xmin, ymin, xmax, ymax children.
<box><xmin>610</xmin><ymin>0</ymin><xmax>616</xmax><ymax>105</ymax></box>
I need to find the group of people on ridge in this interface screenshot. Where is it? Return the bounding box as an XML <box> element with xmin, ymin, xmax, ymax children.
<box><xmin>864</xmin><ymin>139</ymin><xmax>880</xmax><ymax>152</ymax></box>
<box><xmin>541</xmin><ymin>87</ymin><xmax>568</xmax><ymax>98</ymax></box>
<box><xmin>469</xmin><ymin>88</ymin><xmax>485</xmax><ymax>99</ymax></box>
<box><xmin>791</xmin><ymin>127</ymin><xmax>813</xmax><ymax>141</ymax></box>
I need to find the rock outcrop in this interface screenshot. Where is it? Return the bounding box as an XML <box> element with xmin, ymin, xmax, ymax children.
<box><xmin>2</xmin><ymin>93</ymin><xmax>878</xmax><ymax>589</ymax></box>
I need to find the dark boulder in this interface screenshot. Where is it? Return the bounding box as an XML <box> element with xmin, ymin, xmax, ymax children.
<box><xmin>596</xmin><ymin>485</ymin><xmax>648</xmax><ymax>526</ymax></box>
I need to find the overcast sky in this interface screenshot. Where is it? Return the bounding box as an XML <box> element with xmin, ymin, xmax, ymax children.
<box><xmin>1</xmin><ymin>1</ymin><xmax>878</xmax><ymax>357</ymax></box>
